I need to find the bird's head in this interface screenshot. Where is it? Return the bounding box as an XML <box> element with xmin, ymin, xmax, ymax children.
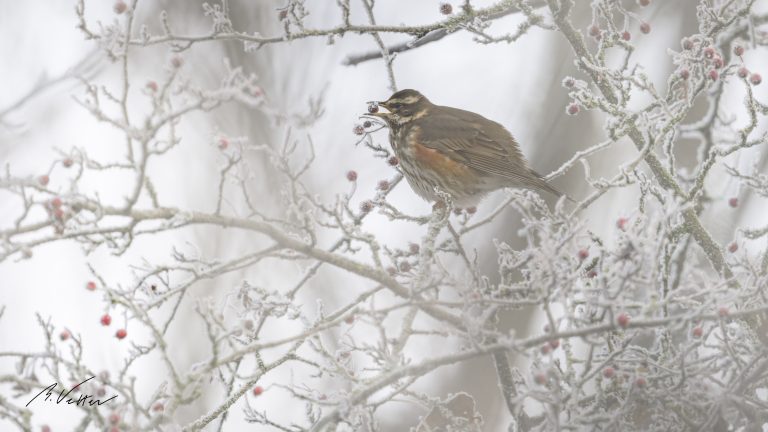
<box><xmin>368</xmin><ymin>89</ymin><xmax>431</xmax><ymax>125</ymax></box>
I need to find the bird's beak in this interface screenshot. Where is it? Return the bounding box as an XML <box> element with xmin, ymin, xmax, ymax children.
<box><xmin>365</xmin><ymin>101</ymin><xmax>390</xmax><ymax>118</ymax></box>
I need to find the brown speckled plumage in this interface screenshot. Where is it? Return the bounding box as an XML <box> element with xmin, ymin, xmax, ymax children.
<box><xmin>371</xmin><ymin>89</ymin><xmax>564</xmax><ymax>207</ymax></box>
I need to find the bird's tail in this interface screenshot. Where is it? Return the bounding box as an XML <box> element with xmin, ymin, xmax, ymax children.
<box><xmin>529</xmin><ymin>171</ymin><xmax>575</xmax><ymax>203</ymax></box>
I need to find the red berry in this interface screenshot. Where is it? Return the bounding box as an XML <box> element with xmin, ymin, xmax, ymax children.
<box><xmin>704</xmin><ymin>47</ymin><xmax>716</xmax><ymax>59</ymax></box>
<box><xmin>679</xmin><ymin>69</ymin><xmax>690</xmax><ymax>80</ymax></box>
<box><xmin>152</xmin><ymin>402</ymin><xmax>164</xmax><ymax>412</ymax></box>
<box><xmin>712</xmin><ymin>56</ymin><xmax>723</xmax><ymax>69</ymax></box>
<box><xmin>170</xmin><ymin>56</ymin><xmax>183</xmax><ymax>68</ymax></box>
<box><xmin>41</xmin><ymin>425</ymin><xmax>51</xmax><ymax>432</ymax></box>
<box><xmin>388</xmin><ymin>156</ymin><xmax>399</xmax><ymax>166</ymax></box>
<box><xmin>51</xmin><ymin>197</ymin><xmax>63</xmax><ymax>208</ymax></box>
<box><xmin>109</xmin><ymin>413</ymin><xmax>120</xmax><ymax>424</ymax></box>
<box><xmin>728</xmin><ymin>197</ymin><xmax>738</xmax><ymax>208</ymax></box>
<box><xmin>639</xmin><ymin>22</ymin><xmax>650</xmax><ymax>34</ymax></box>
<box><xmin>367</xmin><ymin>103</ymin><xmax>379</xmax><ymax>114</ymax></box>
<box><xmin>638</xmin><ymin>0</ymin><xmax>650</xmax><ymax>6</ymax></box>
<box><xmin>738</xmin><ymin>67</ymin><xmax>750</xmax><ymax>78</ymax></box>
<box><xmin>344</xmin><ymin>315</ymin><xmax>354</xmax><ymax>324</ymax></box>
<box><xmin>63</xmin><ymin>158</ymin><xmax>74</xmax><ymax>168</ymax></box>
<box><xmin>113</xmin><ymin>1</ymin><xmax>127</xmax><ymax>14</ymax></box>
<box><xmin>409</xmin><ymin>243</ymin><xmax>420</xmax><ymax>254</ymax></box>
<box><xmin>567</xmin><ymin>103</ymin><xmax>580</xmax><ymax>115</ymax></box>
<box><xmin>617</xmin><ymin>313</ymin><xmax>630</xmax><ymax>328</ymax></box>
<box><xmin>353</xmin><ymin>125</ymin><xmax>365</xmax><ymax>136</ymax></box>
<box><xmin>399</xmin><ymin>261</ymin><xmax>411</xmax><ymax>272</ymax></box>
<box><xmin>540</xmin><ymin>344</ymin><xmax>551</xmax><ymax>355</ymax></box>
<box><xmin>439</xmin><ymin>3</ymin><xmax>453</xmax><ymax>14</ymax></box>
<box><xmin>708</xmin><ymin>69</ymin><xmax>719</xmax><ymax>81</ymax></box>
<box><xmin>86</xmin><ymin>281</ymin><xmax>97</xmax><ymax>291</ymax></box>
<box><xmin>278</xmin><ymin>10</ymin><xmax>288</xmax><ymax>20</ymax></box>
<box><xmin>53</xmin><ymin>208</ymin><xmax>65</xmax><ymax>220</ymax></box>
<box><xmin>346</xmin><ymin>170</ymin><xmax>357</xmax><ymax>182</ymax></box>
<box><xmin>621</xmin><ymin>31</ymin><xmax>631</xmax><ymax>41</ymax></box>
<box><xmin>218</xmin><ymin>138</ymin><xmax>229</xmax><ymax>150</ymax></box>
<box><xmin>578</xmin><ymin>249</ymin><xmax>589</xmax><ymax>260</ymax></box>
<box><xmin>734</xmin><ymin>45</ymin><xmax>744</xmax><ymax>56</ymax></box>
<box><xmin>360</xmin><ymin>201</ymin><xmax>373</xmax><ymax>213</ymax></box>
<box><xmin>750</xmin><ymin>73</ymin><xmax>762</xmax><ymax>86</ymax></box>
<box><xmin>534</xmin><ymin>372</ymin><xmax>547</xmax><ymax>385</ymax></box>
<box><xmin>97</xmin><ymin>387</ymin><xmax>106</xmax><ymax>397</ymax></box>
<box><xmin>635</xmin><ymin>376</ymin><xmax>647</xmax><ymax>388</ymax></box>
<box><xmin>252</xmin><ymin>386</ymin><xmax>264</xmax><ymax>396</ymax></box>
<box><xmin>718</xmin><ymin>306</ymin><xmax>729</xmax><ymax>317</ymax></box>
<box><xmin>115</xmin><ymin>329</ymin><xmax>127</xmax><ymax>339</ymax></box>
<box><xmin>38</xmin><ymin>175</ymin><xmax>50</xmax><ymax>186</ymax></box>
<box><xmin>603</xmin><ymin>367</ymin><xmax>615</xmax><ymax>378</ymax></box>
<box><xmin>692</xmin><ymin>326</ymin><xmax>703</xmax><ymax>338</ymax></box>
<box><xmin>682</xmin><ymin>38</ymin><xmax>693</xmax><ymax>50</ymax></box>
<box><xmin>377</xmin><ymin>180</ymin><xmax>390</xmax><ymax>191</ymax></box>
<box><xmin>549</xmin><ymin>339</ymin><xmax>560</xmax><ymax>349</ymax></box>
<box><xmin>146</xmin><ymin>81</ymin><xmax>158</xmax><ymax>92</ymax></box>
<box><xmin>587</xmin><ymin>270</ymin><xmax>597</xmax><ymax>278</ymax></box>
<box><xmin>616</xmin><ymin>217</ymin><xmax>628</xmax><ymax>230</ymax></box>
<box><xmin>728</xmin><ymin>242</ymin><xmax>738</xmax><ymax>253</ymax></box>
<box><xmin>466</xmin><ymin>206</ymin><xmax>477</xmax><ymax>214</ymax></box>
<box><xmin>386</xmin><ymin>266</ymin><xmax>397</xmax><ymax>276</ymax></box>
<box><xmin>101</xmin><ymin>314</ymin><xmax>112</xmax><ymax>326</ymax></box>
<box><xmin>59</xmin><ymin>330</ymin><xmax>70</xmax><ymax>341</ymax></box>
<box><xmin>589</xmin><ymin>25</ymin><xmax>600</xmax><ymax>38</ymax></box>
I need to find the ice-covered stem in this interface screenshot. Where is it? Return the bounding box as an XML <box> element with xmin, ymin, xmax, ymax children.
<box><xmin>546</xmin><ymin>0</ymin><xmax>735</xmax><ymax>282</ymax></box>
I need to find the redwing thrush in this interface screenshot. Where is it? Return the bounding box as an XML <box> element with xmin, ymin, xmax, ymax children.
<box><xmin>368</xmin><ymin>89</ymin><xmax>566</xmax><ymax>207</ymax></box>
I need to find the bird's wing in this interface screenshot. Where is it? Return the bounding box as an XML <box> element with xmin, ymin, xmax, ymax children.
<box><xmin>417</xmin><ymin>106</ymin><xmax>563</xmax><ymax>196</ymax></box>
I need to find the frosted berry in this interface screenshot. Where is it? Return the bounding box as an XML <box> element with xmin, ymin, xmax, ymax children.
<box><xmin>360</xmin><ymin>201</ymin><xmax>373</xmax><ymax>213</ymax></box>
<box><xmin>589</xmin><ymin>25</ymin><xmax>601</xmax><ymax>38</ymax></box>
<box><xmin>63</xmin><ymin>158</ymin><xmax>74</xmax><ymax>168</ymax></box>
<box><xmin>114</xmin><ymin>1</ymin><xmax>127</xmax><ymax>14</ymax></box>
<box><xmin>60</xmin><ymin>330</ymin><xmax>71</xmax><ymax>341</ymax></box>
<box><xmin>679</xmin><ymin>69</ymin><xmax>690</xmax><ymax>80</ymax></box>
<box><xmin>567</xmin><ymin>103</ymin><xmax>580</xmax><ymax>115</ymax></box>
<box><xmin>621</xmin><ymin>31</ymin><xmax>631</xmax><ymax>41</ymax></box>
<box><xmin>377</xmin><ymin>180</ymin><xmax>390</xmax><ymax>191</ymax></box>
<box><xmin>109</xmin><ymin>413</ymin><xmax>120</xmax><ymax>424</ymax></box>
<box><xmin>603</xmin><ymin>367</ymin><xmax>615</xmax><ymax>378</ymax></box>
<box><xmin>346</xmin><ymin>170</ymin><xmax>357</xmax><ymax>182</ymax></box>
<box><xmin>439</xmin><ymin>3</ymin><xmax>453</xmax><ymax>14</ymax></box>
<box><xmin>534</xmin><ymin>372</ymin><xmax>547</xmax><ymax>385</ymax></box>
<box><xmin>635</xmin><ymin>376</ymin><xmax>647</xmax><ymax>388</ymax></box>
<box><xmin>466</xmin><ymin>206</ymin><xmax>477</xmax><ymax>214</ymax></box>
<box><xmin>734</xmin><ymin>45</ymin><xmax>744</xmax><ymax>56</ymax></box>
<box><xmin>252</xmin><ymin>386</ymin><xmax>264</xmax><ymax>396</ymax></box>
<box><xmin>115</xmin><ymin>329</ymin><xmax>127</xmax><ymax>339</ymax></box>
<box><xmin>587</xmin><ymin>270</ymin><xmax>597</xmax><ymax>278</ymax></box>
<box><xmin>101</xmin><ymin>314</ymin><xmax>112</xmax><ymax>326</ymax></box>
<box><xmin>353</xmin><ymin>124</ymin><xmax>365</xmax><ymax>135</ymax></box>
<box><xmin>738</xmin><ymin>67</ymin><xmax>749</xmax><ymax>78</ymax></box>
<box><xmin>692</xmin><ymin>326</ymin><xmax>703</xmax><ymax>338</ymax></box>
<box><xmin>712</xmin><ymin>56</ymin><xmax>723</xmax><ymax>69</ymax></box>
<box><xmin>41</xmin><ymin>425</ymin><xmax>51</xmax><ymax>432</ymax></box>
<box><xmin>549</xmin><ymin>339</ymin><xmax>560</xmax><ymax>349</ymax></box>
<box><xmin>409</xmin><ymin>243</ymin><xmax>420</xmax><ymax>254</ymax></box>
<box><xmin>750</xmin><ymin>73</ymin><xmax>762</xmax><ymax>86</ymax></box>
<box><xmin>540</xmin><ymin>344</ymin><xmax>551</xmax><ymax>355</ymax></box>
<box><xmin>171</xmin><ymin>56</ymin><xmax>183</xmax><ymax>68</ymax></box>
<box><xmin>218</xmin><ymin>138</ymin><xmax>228</xmax><ymax>150</ymax></box>
<box><xmin>639</xmin><ymin>22</ymin><xmax>650</xmax><ymax>34</ymax></box>
<box><xmin>578</xmin><ymin>249</ymin><xmax>589</xmax><ymax>260</ymax></box>
<box><xmin>718</xmin><ymin>306</ymin><xmax>729</xmax><ymax>317</ymax></box>
<box><xmin>86</xmin><ymin>281</ymin><xmax>97</xmax><ymax>291</ymax></box>
<box><xmin>708</xmin><ymin>69</ymin><xmax>719</xmax><ymax>81</ymax></box>
<box><xmin>638</xmin><ymin>0</ymin><xmax>650</xmax><ymax>5</ymax></box>
<box><xmin>152</xmin><ymin>402</ymin><xmax>164</xmax><ymax>412</ymax></box>
<box><xmin>399</xmin><ymin>261</ymin><xmax>411</xmax><ymax>272</ymax></box>
<box><xmin>728</xmin><ymin>197</ymin><xmax>738</xmax><ymax>208</ymax></box>
<box><xmin>616</xmin><ymin>217</ymin><xmax>628</xmax><ymax>230</ymax></box>
<box><xmin>51</xmin><ymin>197</ymin><xmax>63</xmax><ymax>208</ymax></box>
<box><xmin>728</xmin><ymin>242</ymin><xmax>738</xmax><ymax>253</ymax></box>
<box><xmin>146</xmin><ymin>81</ymin><xmax>158</xmax><ymax>92</ymax></box>
<box><xmin>387</xmin><ymin>156</ymin><xmax>399</xmax><ymax>166</ymax></box>
<box><xmin>344</xmin><ymin>315</ymin><xmax>354</xmax><ymax>324</ymax></box>
<box><xmin>38</xmin><ymin>175</ymin><xmax>50</xmax><ymax>186</ymax></box>
<box><xmin>563</xmin><ymin>77</ymin><xmax>575</xmax><ymax>88</ymax></box>
<box><xmin>617</xmin><ymin>313</ymin><xmax>630</xmax><ymax>328</ymax></box>
<box><xmin>682</xmin><ymin>38</ymin><xmax>693</xmax><ymax>50</ymax></box>
<box><xmin>703</xmin><ymin>47</ymin><xmax>716</xmax><ymax>59</ymax></box>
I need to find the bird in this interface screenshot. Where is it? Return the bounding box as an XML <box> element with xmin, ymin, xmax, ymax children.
<box><xmin>367</xmin><ymin>89</ymin><xmax>566</xmax><ymax>208</ymax></box>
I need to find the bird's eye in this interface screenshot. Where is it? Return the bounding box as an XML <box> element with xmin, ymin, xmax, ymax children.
<box><xmin>391</xmin><ymin>103</ymin><xmax>402</xmax><ymax>109</ymax></box>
